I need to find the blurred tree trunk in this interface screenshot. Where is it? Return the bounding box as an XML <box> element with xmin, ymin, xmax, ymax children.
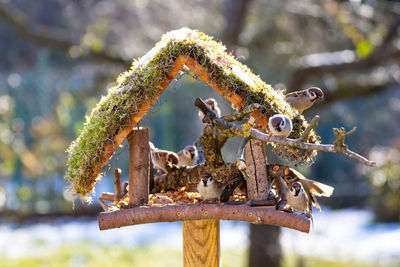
<box><xmin>249</xmin><ymin>224</ymin><xmax>282</xmax><ymax>267</ymax></box>
<box><xmin>220</xmin><ymin>0</ymin><xmax>254</xmax><ymax>52</ymax></box>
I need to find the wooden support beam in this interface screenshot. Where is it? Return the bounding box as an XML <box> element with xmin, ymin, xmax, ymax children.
<box><xmin>245</xmin><ymin>140</ymin><xmax>269</xmax><ymax>200</ymax></box>
<box><xmin>98</xmin><ymin>204</ymin><xmax>310</xmax><ymax>232</ymax></box>
<box><xmin>183</xmin><ymin>220</ymin><xmax>220</xmax><ymax>267</ymax></box>
<box><xmin>127</xmin><ymin>128</ymin><xmax>150</xmax><ymax>207</ymax></box>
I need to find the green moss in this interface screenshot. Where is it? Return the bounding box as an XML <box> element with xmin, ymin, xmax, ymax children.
<box><xmin>65</xmin><ymin>27</ymin><xmax>318</xmax><ymax>198</ymax></box>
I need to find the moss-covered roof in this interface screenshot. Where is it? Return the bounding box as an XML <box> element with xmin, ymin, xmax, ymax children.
<box><xmin>65</xmin><ymin>27</ymin><xmax>318</xmax><ymax>198</ymax></box>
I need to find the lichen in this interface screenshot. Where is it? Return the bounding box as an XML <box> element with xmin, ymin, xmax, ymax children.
<box><xmin>65</xmin><ymin>27</ymin><xmax>318</xmax><ymax>198</ymax></box>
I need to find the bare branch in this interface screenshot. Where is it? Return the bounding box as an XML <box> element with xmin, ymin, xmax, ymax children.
<box><xmin>98</xmin><ymin>198</ymin><xmax>110</xmax><ymax>211</ymax></box>
<box><xmin>101</xmin><ymin>192</ymin><xmax>115</xmax><ymax>202</ymax></box>
<box><xmin>220</xmin><ymin>0</ymin><xmax>255</xmax><ymax>51</ymax></box>
<box><xmin>299</xmin><ymin>115</ymin><xmax>320</xmax><ymax>142</ymax></box>
<box><xmin>254</xmin><ymin>128</ymin><xmax>375</xmax><ymax>167</ymax></box>
<box><xmin>222</xmin><ymin>103</ymin><xmax>266</xmax><ymax>122</ymax></box>
<box><xmin>237</xmin><ymin>137</ymin><xmax>251</xmax><ymax>162</ymax></box>
<box><xmin>195</xmin><ymin>97</ymin><xmax>376</xmax><ymax>167</ymax></box>
<box><xmin>114</xmin><ymin>168</ymin><xmax>122</xmax><ymax>202</ymax></box>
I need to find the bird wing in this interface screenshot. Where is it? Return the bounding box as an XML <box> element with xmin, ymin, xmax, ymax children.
<box><xmin>285</xmin><ymin>91</ymin><xmax>300</xmax><ymax>98</ymax></box>
<box><xmin>285</xmin><ymin>91</ymin><xmax>306</xmax><ymax>98</ymax></box>
<box><xmin>288</xmin><ymin>168</ymin><xmax>334</xmax><ymax>211</ymax></box>
<box><xmin>288</xmin><ymin>168</ymin><xmax>334</xmax><ymax>197</ymax></box>
<box><xmin>302</xmin><ymin>179</ymin><xmax>334</xmax><ymax>197</ymax></box>
<box><xmin>310</xmin><ymin>193</ymin><xmax>321</xmax><ymax>211</ymax></box>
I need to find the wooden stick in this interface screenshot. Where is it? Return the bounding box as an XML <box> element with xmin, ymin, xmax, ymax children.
<box><xmin>245</xmin><ymin>139</ymin><xmax>269</xmax><ymax>200</ymax></box>
<box><xmin>98</xmin><ymin>204</ymin><xmax>310</xmax><ymax>233</ymax></box>
<box><xmin>250</xmin><ymin>128</ymin><xmax>376</xmax><ymax>167</ymax></box>
<box><xmin>195</xmin><ymin>98</ymin><xmax>375</xmax><ymax>167</ymax></box>
<box><xmin>101</xmin><ymin>192</ymin><xmax>115</xmax><ymax>202</ymax></box>
<box><xmin>114</xmin><ymin>168</ymin><xmax>122</xmax><ymax>202</ymax></box>
<box><xmin>299</xmin><ymin>115</ymin><xmax>320</xmax><ymax>142</ymax></box>
<box><xmin>183</xmin><ymin>220</ymin><xmax>220</xmax><ymax>267</ymax></box>
<box><xmin>98</xmin><ymin>198</ymin><xmax>109</xmax><ymax>211</ymax></box>
<box><xmin>127</xmin><ymin>128</ymin><xmax>150</xmax><ymax>207</ymax></box>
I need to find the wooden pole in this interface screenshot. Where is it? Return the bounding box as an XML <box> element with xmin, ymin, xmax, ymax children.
<box><xmin>245</xmin><ymin>140</ymin><xmax>269</xmax><ymax>200</ymax></box>
<box><xmin>183</xmin><ymin>220</ymin><xmax>220</xmax><ymax>267</ymax></box>
<box><xmin>114</xmin><ymin>168</ymin><xmax>122</xmax><ymax>202</ymax></box>
<box><xmin>127</xmin><ymin>128</ymin><xmax>150</xmax><ymax>207</ymax></box>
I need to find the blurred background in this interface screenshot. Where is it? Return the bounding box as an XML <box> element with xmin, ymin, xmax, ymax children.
<box><xmin>0</xmin><ymin>0</ymin><xmax>399</xmax><ymax>266</ymax></box>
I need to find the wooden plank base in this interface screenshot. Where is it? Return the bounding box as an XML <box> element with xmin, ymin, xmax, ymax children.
<box><xmin>98</xmin><ymin>204</ymin><xmax>310</xmax><ymax>233</ymax></box>
<box><xmin>183</xmin><ymin>220</ymin><xmax>220</xmax><ymax>267</ymax></box>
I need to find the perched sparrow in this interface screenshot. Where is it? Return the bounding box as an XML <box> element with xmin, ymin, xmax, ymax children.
<box><xmin>149</xmin><ymin>142</ymin><xmax>179</xmax><ymax>173</ymax></box>
<box><xmin>285</xmin><ymin>181</ymin><xmax>308</xmax><ymax>213</ymax></box>
<box><xmin>177</xmin><ymin>145</ymin><xmax>198</xmax><ymax>167</ymax></box>
<box><xmin>285</xmin><ymin>87</ymin><xmax>324</xmax><ymax>114</ymax></box>
<box><xmin>268</xmin><ymin>114</ymin><xmax>293</xmax><ymax>137</ymax></box>
<box><xmin>198</xmin><ymin>98</ymin><xmax>221</xmax><ymax>122</ymax></box>
<box><xmin>283</xmin><ymin>167</ymin><xmax>334</xmax><ymax>213</ymax></box>
<box><xmin>197</xmin><ymin>173</ymin><xmax>222</xmax><ymax>201</ymax></box>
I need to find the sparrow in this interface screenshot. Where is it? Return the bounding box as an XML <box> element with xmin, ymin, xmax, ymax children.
<box><xmin>177</xmin><ymin>145</ymin><xmax>198</xmax><ymax>167</ymax></box>
<box><xmin>285</xmin><ymin>181</ymin><xmax>308</xmax><ymax>213</ymax></box>
<box><xmin>268</xmin><ymin>114</ymin><xmax>293</xmax><ymax>137</ymax></box>
<box><xmin>282</xmin><ymin>167</ymin><xmax>334</xmax><ymax>214</ymax></box>
<box><xmin>149</xmin><ymin>142</ymin><xmax>179</xmax><ymax>173</ymax></box>
<box><xmin>198</xmin><ymin>98</ymin><xmax>221</xmax><ymax>122</ymax></box>
<box><xmin>285</xmin><ymin>87</ymin><xmax>324</xmax><ymax>114</ymax></box>
<box><xmin>197</xmin><ymin>173</ymin><xmax>222</xmax><ymax>201</ymax></box>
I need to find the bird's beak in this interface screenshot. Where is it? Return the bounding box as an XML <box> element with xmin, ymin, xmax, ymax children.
<box><xmin>294</xmin><ymin>184</ymin><xmax>301</xmax><ymax>196</ymax></box>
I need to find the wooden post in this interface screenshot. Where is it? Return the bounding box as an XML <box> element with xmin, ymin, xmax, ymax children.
<box><xmin>114</xmin><ymin>168</ymin><xmax>122</xmax><ymax>202</ymax></box>
<box><xmin>245</xmin><ymin>138</ymin><xmax>282</xmax><ymax>266</ymax></box>
<box><xmin>127</xmin><ymin>128</ymin><xmax>150</xmax><ymax>207</ymax></box>
<box><xmin>183</xmin><ymin>220</ymin><xmax>220</xmax><ymax>267</ymax></box>
<box><xmin>149</xmin><ymin>156</ymin><xmax>154</xmax><ymax>193</ymax></box>
<box><xmin>245</xmin><ymin>140</ymin><xmax>269</xmax><ymax>200</ymax></box>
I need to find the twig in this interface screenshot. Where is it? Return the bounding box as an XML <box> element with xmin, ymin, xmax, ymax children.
<box><xmin>195</xmin><ymin>97</ymin><xmax>376</xmax><ymax>167</ymax></box>
<box><xmin>252</xmin><ymin>128</ymin><xmax>375</xmax><ymax>167</ymax></box>
<box><xmin>299</xmin><ymin>115</ymin><xmax>320</xmax><ymax>142</ymax></box>
<box><xmin>98</xmin><ymin>198</ymin><xmax>109</xmax><ymax>211</ymax></box>
<box><xmin>101</xmin><ymin>192</ymin><xmax>115</xmax><ymax>201</ymax></box>
<box><xmin>223</xmin><ymin>103</ymin><xmax>266</xmax><ymax>122</ymax></box>
<box><xmin>237</xmin><ymin>137</ymin><xmax>251</xmax><ymax>162</ymax></box>
<box><xmin>114</xmin><ymin>168</ymin><xmax>122</xmax><ymax>202</ymax></box>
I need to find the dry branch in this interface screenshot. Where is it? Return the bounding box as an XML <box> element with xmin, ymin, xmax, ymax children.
<box><xmin>98</xmin><ymin>198</ymin><xmax>109</xmax><ymax>211</ymax></box>
<box><xmin>222</xmin><ymin>103</ymin><xmax>266</xmax><ymax>122</ymax></box>
<box><xmin>100</xmin><ymin>192</ymin><xmax>115</xmax><ymax>202</ymax></box>
<box><xmin>299</xmin><ymin>115</ymin><xmax>319</xmax><ymax>142</ymax></box>
<box><xmin>98</xmin><ymin>203</ymin><xmax>310</xmax><ymax>232</ymax></box>
<box><xmin>195</xmin><ymin>97</ymin><xmax>375</xmax><ymax>167</ymax></box>
<box><xmin>114</xmin><ymin>168</ymin><xmax>122</xmax><ymax>202</ymax></box>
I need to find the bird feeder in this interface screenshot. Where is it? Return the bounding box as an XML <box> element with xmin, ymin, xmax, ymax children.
<box><xmin>66</xmin><ymin>28</ymin><xmax>375</xmax><ymax>266</ymax></box>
